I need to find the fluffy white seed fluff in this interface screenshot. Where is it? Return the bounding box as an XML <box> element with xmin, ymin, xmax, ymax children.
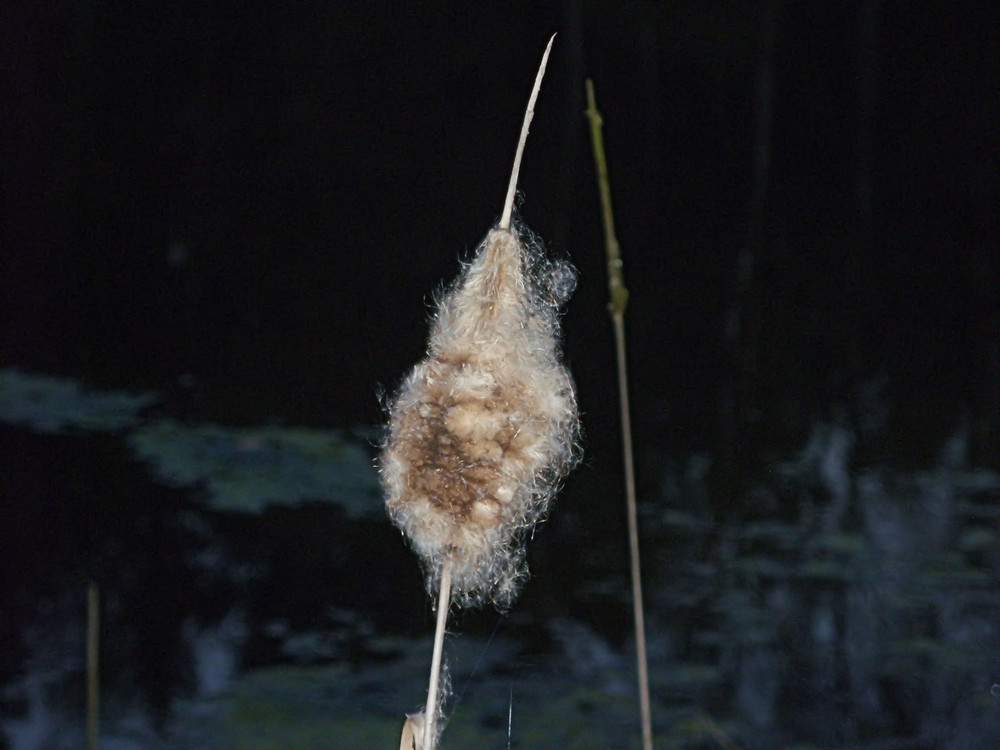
<box><xmin>380</xmin><ymin>222</ymin><xmax>580</xmax><ymax>608</ymax></box>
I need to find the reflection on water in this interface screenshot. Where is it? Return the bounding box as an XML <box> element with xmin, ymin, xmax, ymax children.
<box><xmin>2</xmin><ymin>372</ymin><xmax>999</xmax><ymax>748</ymax></box>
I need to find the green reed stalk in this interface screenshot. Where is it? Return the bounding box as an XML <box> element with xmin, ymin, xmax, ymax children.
<box><xmin>584</xmin><ymin>78</ymin><xmax>653</xmax><ymax>750</ymax></box>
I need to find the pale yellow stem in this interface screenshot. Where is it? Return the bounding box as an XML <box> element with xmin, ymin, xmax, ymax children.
<box><xmin>422</xmin><ymin>559</ymin><xmax>452</xmax><ymax>750</ymax></box>
<box><xmin>500</xmin><ymin>35</ymin><xmax>555</xmax><ymax>231</ymax></box>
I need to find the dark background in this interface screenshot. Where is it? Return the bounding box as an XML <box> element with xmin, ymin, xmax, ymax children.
<box><xmin>1</xmin><ymin>2</ymin><xmax>999</xmax><ymax>744</ymax></box>
<box><xmin>4</xmin><ymin>2</ymin><xmax>996</xmax><ymax>474</ymax></box>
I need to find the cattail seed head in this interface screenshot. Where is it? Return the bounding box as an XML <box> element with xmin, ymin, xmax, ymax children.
<box><xmin>380</xmin><ymin>222</ymin><xmax>580</xmax><ymax>608</ymax></box>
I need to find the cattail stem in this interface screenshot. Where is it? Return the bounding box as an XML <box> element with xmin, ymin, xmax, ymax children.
<box><xmin>500</xmin><ymin>34</ymin><xmax>555</xmax><ymax>231</ymax></box>
<box><xmin>384</xmin><ymin>37</ymin><xmax>574</xmax><ymax>750</ymax></box>
<box><xmin>422</xmin><ymin>558</ymin><xmax>452</xmax><ymax>750</ymax></box>
<box><xmin>584</xmin><ymin>78</ymin><xmax>653</xmax><ymax>750</ymax></box>
<box><xmin>86</xmin><ymin>580</ymin><xmax>100</xmax><ymax>750</ymax></box>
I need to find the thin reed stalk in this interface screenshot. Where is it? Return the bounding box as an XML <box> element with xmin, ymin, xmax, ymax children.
<box><xmin>584</xmin><ymin>78</ymin><xmax>654</xmax><ymax>750</ymax></box>
<box><xmin>422</xmin><ymin>559</ymin><xmax>452</xmax><ymax>750</ymax></box>
<box><xmin>86</xmin><ymin>580</ymin><xmax>100</xmax><ymax>750</ymax></box>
